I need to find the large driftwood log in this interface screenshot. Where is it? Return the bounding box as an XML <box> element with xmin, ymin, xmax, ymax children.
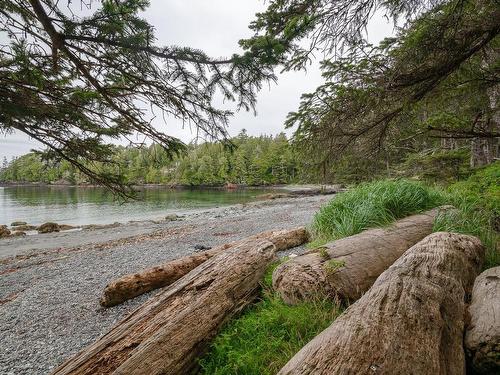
<box><xmin>278</xmin><ymin>232</ymin><xmax>484</xmax><ymax>375</ymax></box>
<box><xmin>101</xmin><ymin>227</ymin><xmax>308</xmax><ymax>307</ymax></box>
<box><xmin>465</xmin><ymin>266</ymin><xmax>500</xmax><ymax>374</ymax></box>
<box><xmin>273</xmin><ymin>207</ymin><xmax>448</xmax><ymax>304</ymax></box>
<box><xmin>53</xmin><ymin>238</ymin><xmax>277</xmax><ymax>375</ymax></box>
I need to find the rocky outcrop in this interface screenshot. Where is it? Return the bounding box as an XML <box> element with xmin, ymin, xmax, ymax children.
<box><xmin>11</xmin><ymin>221</ymin><xmax>27</xmax><ymax>226</ymax></box>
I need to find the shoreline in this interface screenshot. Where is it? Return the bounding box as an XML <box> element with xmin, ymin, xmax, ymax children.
<box><xmin>0</xmin><ymin>194</ymin><xmax>331</xmax><ymax>374</ymax></box>
<box><xmin>0</xmin><ymin>193</ymin><xmax>335</xmax><ymax>260</ymax></box>
<box><xmin>0</xmin><ymin>184</ymin><xmax>341</xmax><ymax>239</ymax></box>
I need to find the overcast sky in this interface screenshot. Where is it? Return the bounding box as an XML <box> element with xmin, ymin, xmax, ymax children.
<box><xmin>0</xmin><ymin>1</ymin><xmax>394</xmax><ymax>160</ymax></box>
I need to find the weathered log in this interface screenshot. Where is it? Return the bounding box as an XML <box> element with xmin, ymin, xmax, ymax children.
<box><xmin>101</xmin><ymin>227</ymin><xmax>308</xmax><ymax>307</ymax></box>
<box><xmin>52</xmin><ymin>238</ymin><xmax>277</xmax><ymax>375</ymax></box>
<box><xmin>465</xmin><ymin>266</ymin><xmax>500</xmax><ymax>374</ymax></box>
<box><xmin>278</xmin><ymin>232</ymin><xmax>484</xmax><ymax>375</ymax></box>
<box><xmin>273</xmin><ymin>207</ymin><xmax>449</xmax><ymax>304</ymax></box>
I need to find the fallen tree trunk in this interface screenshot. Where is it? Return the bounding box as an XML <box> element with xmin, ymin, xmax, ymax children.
<box><xmin>465</xmin><ymin>266</ymin><xmax>500</xmax><ymax>374</ymax></box>
<box><xmin>278</xmin><ymin>232</ymin><xmax>484</xmax><ymax>375</ymax></box>
<box><xmin>52</xmin><ymin>238</ymin><xmax>277</xmax><ymax>375</ymax></box>
<box><xmin>273</xmin><ymin>207</ymin><xmax>449</xmax><ymax>304</ymax></box>
<box><xmin>101</xmin><ymin>227</ymin><xmax>308</xmax><ymax>307</ymax></box>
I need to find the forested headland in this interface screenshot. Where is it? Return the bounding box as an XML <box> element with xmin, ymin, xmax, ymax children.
<box><xmin>0</xmin><ymin>131</ymin><xmax>492</xmax><ymax>187</ymax></box>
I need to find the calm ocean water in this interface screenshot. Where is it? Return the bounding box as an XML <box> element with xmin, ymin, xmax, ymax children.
<box><xmin>0</xmin><ymin>185</ymin><xmax>283</xmax><ymax>226</ymax></box>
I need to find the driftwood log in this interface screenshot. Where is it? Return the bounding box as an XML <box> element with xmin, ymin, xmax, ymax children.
<box><xmin>278</xmin><ymin>232</ymin><xmax>484</xmax><ymax>375</ymax></box>
<box><xmin>101</xmin><ymin>227</ymin><xmax>308</xmax><ymax>307</ymax></box>
<box><xmin>465</xmin><ymin>266</ymin><xmax>500</xmax><ymax>374</ymax></box>
<box><xmin>273</xmin><ymin>207</ymin><xmax>449</xmax><ymax>304</ymax></box>
<box><xmin>52</xmin><ymin>238</ymin><xmax>277</xmax><ymax>375</ymax></box>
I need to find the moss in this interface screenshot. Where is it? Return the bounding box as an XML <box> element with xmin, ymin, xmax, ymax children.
<box><xmin>323</xmin><ymin>259</ymin><xmax>346</xmax><ymax>275</ymax></box>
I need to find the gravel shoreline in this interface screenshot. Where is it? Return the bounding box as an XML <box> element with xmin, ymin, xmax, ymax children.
<box><xmin>0</xmin><ymin>194</ymin><xmax>330</xmax><ymax>375</ymax></box>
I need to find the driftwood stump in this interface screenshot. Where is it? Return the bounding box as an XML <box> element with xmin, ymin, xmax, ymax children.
<box><xmin>278</xmin><ymin>232</ymin><xmax>484</xmax><ymax>375</ymax></box>
<box><xmin>100</xmin><ymin>227</ymin><xmax>308</xmax><ymax>307</ymax></box>
<box><xmin>465</xmin><ymin>266</ymin><xmax>500</xmax><ymax>374</ymax></box>
<box><xmin>52</xmin><ymin>238</ymin><xmax>277</xmax><ymax>375</ymax></box>
<box><xmin>273</xmin><ymin>208</ymin><xmax>448</xmax><ymax>304</ymax></box>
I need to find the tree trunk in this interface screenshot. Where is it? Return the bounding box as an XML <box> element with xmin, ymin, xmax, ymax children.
<box><xmin>100</xmin><ymin>227</ymin><xmax>308</xmax><ymax>307</ymax></box>
<box><xmin>273</xmin><ymin>207</ymin><xmax>449</xmax><ymax>305</ymax></box>
<box><xmin>278</xmin><ymin>232</ymin><xmax>484</xmax><ymax>375</ymax></box>
<box><xmin>52</xmin><ymin>238</ymin><xmax>277</xmax><ymax>375</ymax></box>
<box><xmin>465</xmin><ymin>266</ymin><xmax>500</xmax><ymax>374</ymax></box>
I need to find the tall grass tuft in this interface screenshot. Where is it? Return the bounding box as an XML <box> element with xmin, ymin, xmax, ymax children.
<box><xmin>311</xmin><ymin>179</ymin><xmax>444</xmax><ymax>245</ymax></box>
<box><xmin>198</xmin><ymin>262</ymin><xmax>342</xmax><ymax>375</ymax></box>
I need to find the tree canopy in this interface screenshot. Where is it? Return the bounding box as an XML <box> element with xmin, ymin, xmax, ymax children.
<box><xmin>1</xmin><ymin>0</ymin><xmax>498</xmax><ymax>190</ymax></box>
<box><xmin>241</xmin><ymin>0</ymin><xmax>499</xmax><ymax>177</ymax></box>
<box><xmin>0</xmin><ymin>0</ymin><xmax>275</xmax><ymax>195</ymax></box>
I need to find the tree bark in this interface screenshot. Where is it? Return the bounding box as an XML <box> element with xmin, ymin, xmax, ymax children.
<box><xmin>273</xmin><ymin>207</ymin><xmax>449</xmax><ymax>304</ymax></box>
<box><xmin>100</xmin><ymin>227</ymin><xmax>308</xmax><ymax>307</ymax></box>
<box><xmin>465</xmin><ymin>266</ymin><xmax>500</xmax><ymax>374</ymax></box>
<box><xmin>52</xmin><ymin>238</ymin><xmax>277</xmax><ymax>375</ymax></box>
<box><xmin>278</xmin><ymin>232</ymin><xmax>484</xmax><ymax>375</ymax></box>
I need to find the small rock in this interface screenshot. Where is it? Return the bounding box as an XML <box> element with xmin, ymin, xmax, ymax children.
<box><xmin>0</xmin><ymin>225</ymin><xmax>11</xmax><ymax>238</ymax></box>
<box><xmin>11</xmin><ymin>221</ymin><xmax>27</xmax><ymax>226</ymax></box>
<box><xmin>38</xmin><ymin>222</ymin><xmax>61</xmax><ymax>234</ymax></box>
<box><xmin>11</xmin><ymin>231</ymin><xmax>26</xmax><ymax>237</ymax></box>
<box><xmin>164</xmin><ymin>214</ymin><xmax>181</xmax><ymax>221</ymax></box>
<box><xmin>194</xmin><ymin>244</ymin><xmax>211</xmax><ymax>251</ymax></box>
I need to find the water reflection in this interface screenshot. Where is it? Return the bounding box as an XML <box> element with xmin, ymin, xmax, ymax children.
<box><xmin>0</xmin><ymin>186</ymin><xmax>282</xmax><ymax>226</ymax></box>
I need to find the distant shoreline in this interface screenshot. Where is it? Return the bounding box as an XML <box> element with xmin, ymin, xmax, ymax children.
<box><xmin>0</xmin><ymin>182</ymin><xmax>343</xmax><ymax>195</ymax></box>
<box><xmin>0</xmin><ymin>181</ymin><xmax>278</xmax><ymax>189</ymax></box>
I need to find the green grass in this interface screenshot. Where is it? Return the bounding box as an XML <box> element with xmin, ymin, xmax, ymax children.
<box><xmin>310</xmin><ymin>179</ymin><xmax>444</xmax><ymax>246</ymax></box>
<box><xmin>198</xmin><ymin>262</ymin><xmax>343</xmax><ymax>375</ymax></box>
<box><xmin>433</xmin><ymin>162</ymin><xmax>499</xmax><ymax>269</ymax></box>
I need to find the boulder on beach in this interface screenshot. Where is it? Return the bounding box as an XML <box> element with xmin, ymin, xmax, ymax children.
<box><xmin>11</xmin><ymin>221</ymin><xmax>27</xmax><ymax>226</ymax></box>
<box><xmin>11</xmin><ymin>231</ymin><xmax>26</xmax><ymax>237</ymax></box>
<box><xmin>38</xmin><ymin>222</ymin><xmax>61</xmax><ymax>234</ymax></box>
<box><xmin>0</xmin><ymin>225</ymin><xmax>11</xmax><ymax>238</ymax></box>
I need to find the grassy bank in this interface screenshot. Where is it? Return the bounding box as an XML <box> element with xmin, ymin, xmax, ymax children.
<box><xmin>198</xmin><ymin>164</ymin><xmax>499</xmax><ymax>373</ymax></box>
